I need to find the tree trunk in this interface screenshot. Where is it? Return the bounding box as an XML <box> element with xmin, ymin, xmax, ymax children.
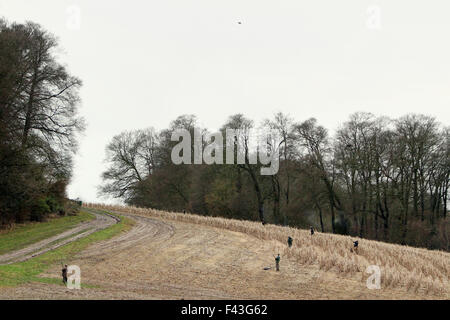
<box><xmin>316</xmin><ymin>202</ymin><xmax>325</xmax><ymax>232</ymax></box>
<box><xmin>329</xmin><ymin>197</ymin><xmax>336</xmax><ymax>233</ymax></box>
<box><xmin>22</xmin><ymin>65</ymin><xmax>39</xmax><ymax>147</ymax></box>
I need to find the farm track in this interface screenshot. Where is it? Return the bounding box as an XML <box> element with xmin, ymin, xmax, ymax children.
<box><xmin>0</xmin><ymin>210</ymin><xmax>118</xmax><ymax>265</ymax></box>
<box><xmin>77</xmin><ymin>210</ymin><xmax>175</xmax><ymax>259</ymax></box>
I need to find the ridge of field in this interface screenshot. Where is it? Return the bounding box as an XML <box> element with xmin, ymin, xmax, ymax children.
<box><xmin>88</xmin><ymin>203</ymin><xmax>450</xmax><ymax>298</ymax></box>
<box><xmin>0</xmin><ymin>211</ymin><xmax>94</xmax><ymax>256</ymax></box>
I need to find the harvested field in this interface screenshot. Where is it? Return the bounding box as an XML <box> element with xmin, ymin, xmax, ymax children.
<box><xmin>0</xmin><ymin>205</ymin><xmax>448</xmax><ymax>299</ymax></box>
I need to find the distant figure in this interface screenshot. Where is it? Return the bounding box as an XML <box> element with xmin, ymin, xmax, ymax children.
<box><xmin>262</xmin><ymin>219</ymin><xmax>266</xmax><ymax>226</ymax></box>
<box><xmin>310</xmin><ymin>226</ymin><xmax>314</xmax><ymax>236</ymax></box>
<box><xmin>62</xmin><ymin>264</ymin><xmax>68</xmax><ymax>285</ymax></box>
<box><xmin>183</xmin><ymin>209</ymin><xmax>186</xmax><ymax>214</ymax></box>
<box><xmin>287</xmin><ymin>236</ymin><xmax>293</xmax><ymax>248</ymax></box>
<box><xmin>351</xmin><ymin>240</ymin><xmax>359</xmax><ymax>253</ymax></box>
<box><xmin>275</xmin><ymin>254</ymin><xmax>280</xmax><ymax>271</ymax></box>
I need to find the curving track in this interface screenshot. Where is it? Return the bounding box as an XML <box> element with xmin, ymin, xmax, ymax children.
<box><xmin>78</xmin><ymin>210</ymin><xmax>175</xmax><ymax>259</ymax></box>
<box><xmin>0</xmin><ymin>210</ymin><xmax>118</xmax><ymax>265</ymax></box>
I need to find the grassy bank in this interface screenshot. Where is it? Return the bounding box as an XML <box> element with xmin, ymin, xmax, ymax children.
<box><xmin>0</xmin><ymin>210</ymin><xmax>135</xmax><ymax>287</ymax></box>
<box><xmin>0</xmin><ymin>211</ymin><xmax>95</xmax><ymax>256</ymax></box>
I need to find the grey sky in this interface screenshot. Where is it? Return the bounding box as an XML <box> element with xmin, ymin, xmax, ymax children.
<box><xmin>2</xmin><ymin>0</ymin><xmax>449</xmax><ymax>203</ymax></box>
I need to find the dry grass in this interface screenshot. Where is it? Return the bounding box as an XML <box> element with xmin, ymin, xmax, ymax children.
<box><xmin>86</xmin><ymin>203</ymin><xmax>450</xmax><ymax>297</ymax></box>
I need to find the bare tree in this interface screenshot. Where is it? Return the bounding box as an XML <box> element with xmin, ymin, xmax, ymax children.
<box><xmin>0</xmin><ymin>19</ymin><xmax>84</xmax><ymax>223</ymax></box>
<box><xmin>99</xmin><ymin>129</ymin><xmax>158</xmax><ymax>201</ymax></box>
<box><xmin>222</xmin><ymin>114</ymin><xmax>268</xmax><ymax>222</ymax></box>
<box><xmin>294</xmin><ymin>118</ymin><xmax>342</xmax><ymax>233</ymax></box>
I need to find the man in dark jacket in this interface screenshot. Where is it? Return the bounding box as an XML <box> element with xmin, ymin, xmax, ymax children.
<box><xmin>62</xmin><ymin>264</ymin><xmax>68</xmax><ymax>285</ymax></box>
<box><xmin>287</xmin><ymin>236</ymin><xmax>293</xmax><ymax>248</ymax></box>
<box><xmin>351</xmin><ymin>240</ymin><xmax>359</xmax><ymax>253</ymax></box>
<box><xmin>275</xmin><ymin>254</ymin><xmax>280</xmax><ymax>271</ymax></box>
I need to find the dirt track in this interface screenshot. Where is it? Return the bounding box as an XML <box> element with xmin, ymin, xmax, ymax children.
<box><xmin>78</xmin><ymin>210</ymin><xmax>174</xmax><ymax>259</ymax></box>
<box><xmin>0</xmin><ymin>210</ymin><xmax>118</xmax><ymax>265</ymax></box>
<box><xmin>0</xmin><ymin>208</ymin><xmax>441</xmax><ymax>300</ymax></box>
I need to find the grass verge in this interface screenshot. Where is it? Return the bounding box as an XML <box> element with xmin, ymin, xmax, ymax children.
<box><xmin>0</xmin><ymin>211</ymin><xmax>95</xmax><ymax>255</ymax></box>
<box><xmin>0</xmin><ymin>210</ymin><xmax>135</xmax><ymax>288</ymax></box>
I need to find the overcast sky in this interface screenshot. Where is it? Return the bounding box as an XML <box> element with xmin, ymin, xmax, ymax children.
<box><xmin>2</xmin><ymin>0</ymin><xmax>449</xmax><ymax>203</ymax></box>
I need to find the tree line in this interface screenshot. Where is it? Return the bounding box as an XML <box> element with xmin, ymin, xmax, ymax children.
<box><xmin>0</xmin><ymin>19</ymin><xmax>84</xmax><ymax>224</ymax></box>
<box><xmin>100</xmin><ymin>112</ymin><xmax>449</xmax><ymax>251</ymax></box>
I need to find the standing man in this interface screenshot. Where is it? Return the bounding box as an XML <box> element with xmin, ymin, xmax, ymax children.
<box><xmin>310</xmin><ymin>226</ymin><xmax>314</xmax><ymax>236</ymax></box>
<box><xmin>62</xmin><ymin>264</ymin><xmax>68</xmax><ymax>285</ymax></box>
<box><xmin>287</xmin><ymin>236</ymin><xmax>293</xmax><ymax>248</ymax></box>
<box><xmin>275</xmin><ymin>254</ymin><xmax>281</xmax><ymax>271</ymax></box>
<box><xmin>352</xmin><ymin>240</ymin><xmax>359</xmax><ymax>254</ymax></box>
